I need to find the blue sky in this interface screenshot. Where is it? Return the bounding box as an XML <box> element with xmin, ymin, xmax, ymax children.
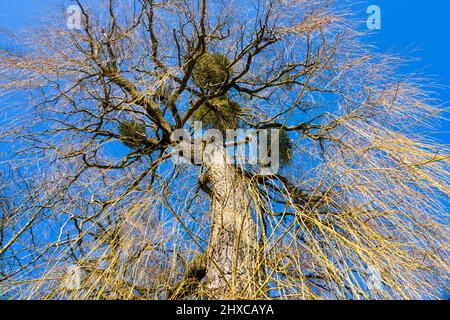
<box><xmin>354</xmin><ymin>0</ymin><xmax>450</xmax><ymax>144</ymax></box>
<box><xmin>364</xmin><ymin>0</ymin><xmax>450</xmax><ymax>82</ymax></box>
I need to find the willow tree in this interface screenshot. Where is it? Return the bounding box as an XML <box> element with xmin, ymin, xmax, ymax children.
<box><xmin>0</xmin><ymin>0</ymin><xmax>449</xmax><ymax>300</ymax></box>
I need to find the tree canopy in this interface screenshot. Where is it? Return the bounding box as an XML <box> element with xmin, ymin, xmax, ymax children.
<box><xmin>0</xmin><ymin>0</ymin><xmax>449</xmax><ymax>300</ymax></box>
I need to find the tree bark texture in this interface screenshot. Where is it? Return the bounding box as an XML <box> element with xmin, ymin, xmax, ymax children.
<box><xmin>202</xmin><ymin>144</ymin><xmax>264</xmax><ymax>299</ymax></box>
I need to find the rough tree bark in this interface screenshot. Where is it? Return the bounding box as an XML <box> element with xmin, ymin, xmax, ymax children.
<box><xmin>169</xmin><ymin>134</ymin><xmax>266</xmax><ymax>299</ymax></box>
<box><xmin>201</xmin><ymin>144</ymin><xmax>264</xmax><ymax>299</ymax></box>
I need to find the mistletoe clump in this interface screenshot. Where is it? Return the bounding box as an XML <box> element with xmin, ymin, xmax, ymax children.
<box><xmin>190</xmin><ymin>97</ymin><xmax>243</xmax><ymax>131</ymax></box>
<box><xmin>118</xmin><ymin>121</ymin><xmax>148</xmax><ymax>149</ymax></box>
<box><xmin>192</xmin><ymin>52</ymin><xmax>231</xmax><ymax>90</ymax></box>
<box><xmin>190</xmin><ymin>52</ymin><xmax>243</xmax><ymax>131</ymax></box>
<box><xmin>259</xmin><ymin>128</ymin><xmax>293</xmax><ymax>167</ymax></box>
<box><xmin>277</xmin><ymin>129</ymin><xmax>293</xmax><ymax>165</ymax></box>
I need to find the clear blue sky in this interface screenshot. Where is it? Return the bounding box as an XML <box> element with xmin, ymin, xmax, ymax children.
<box><xmin>354</xmin><ymin>0</ymin><xmax>450</xmax><ymax>145</ymax></box>
<box><xmin>357</xmin><ymin>0</ymin><xmax>450</xmax><ymax>105</ymax></box>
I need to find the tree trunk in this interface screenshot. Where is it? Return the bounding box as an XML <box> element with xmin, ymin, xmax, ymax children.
<box><xmin>202</xmin><ymin>144</ymin><xmax>264</xmax><ymax>299</ymax></box>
